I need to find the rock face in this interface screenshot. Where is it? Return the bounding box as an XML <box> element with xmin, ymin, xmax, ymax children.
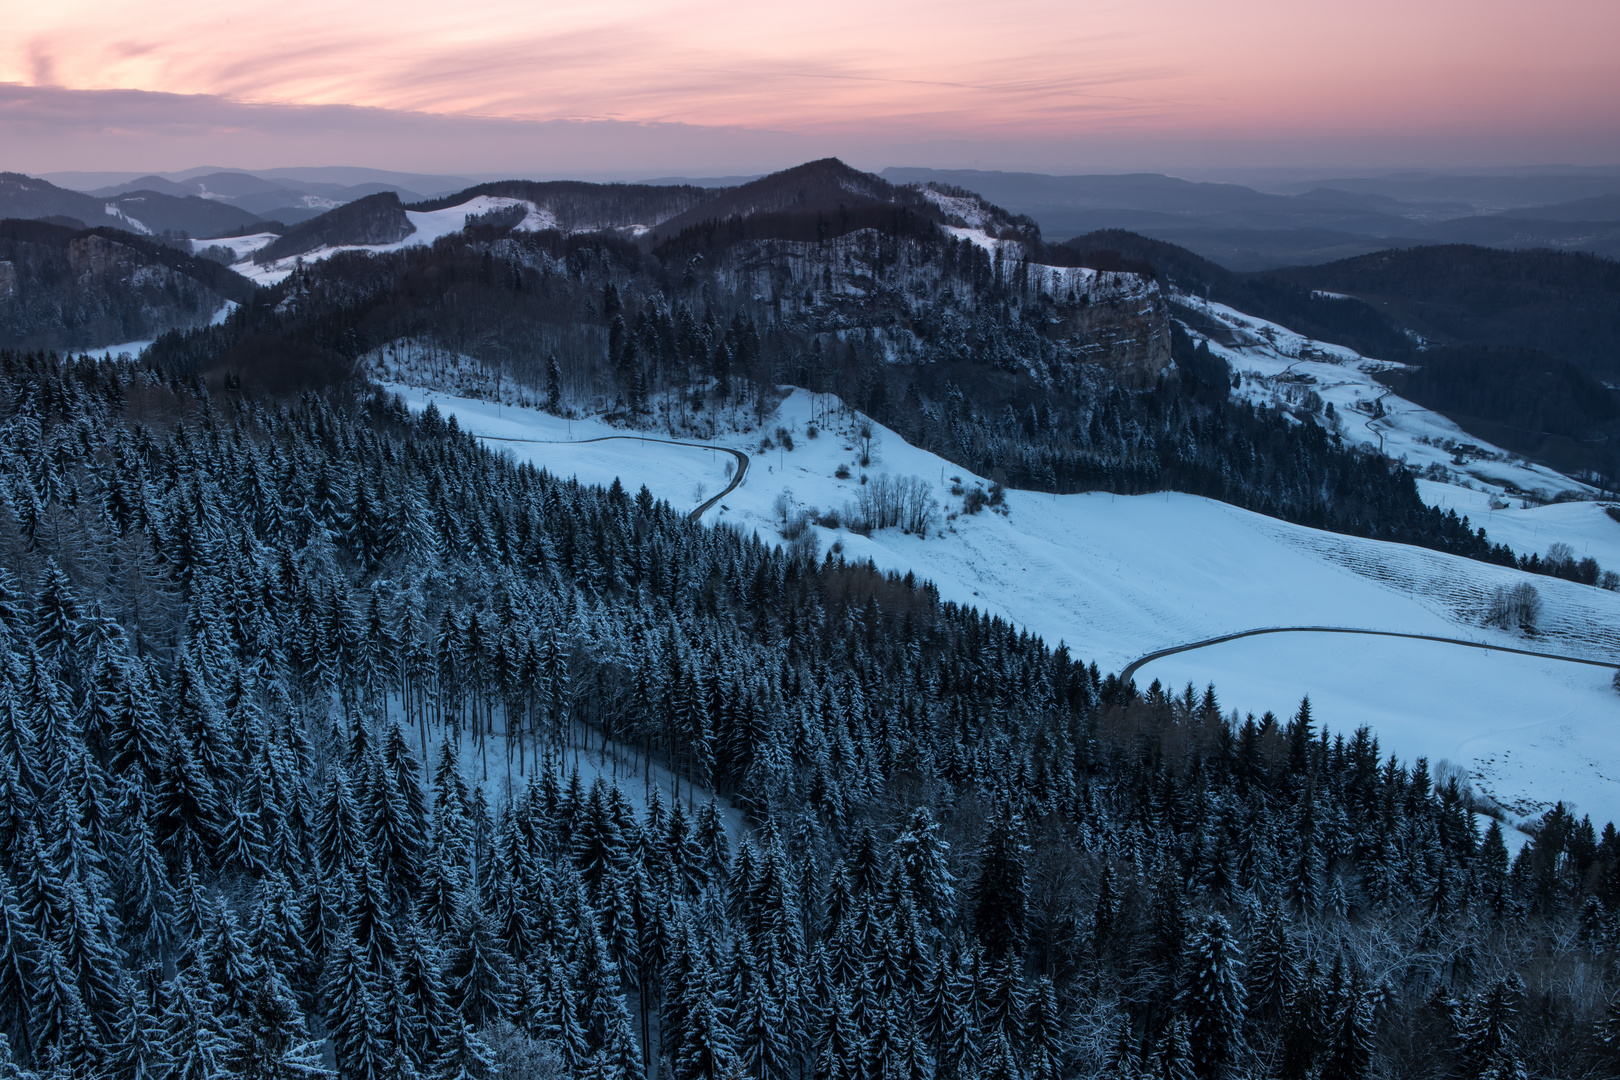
<box><xmin>255</xmin><ymin>192</ymin><xmax>416</xmax><ymax>263</ymax></box>
<box><xmin>68</xmin><ymin>234</ymin><xmax>139</xmax><ymax>279</ymax></box>
<box><xmin>0</xmin><ymin>261</ymin><xmax>13</xmax><ymax>300</ymax></box>
<box><xmin>671</xmin><ymin>225</ymin><xmax>1170</xmax><ymax>385</ymax></box>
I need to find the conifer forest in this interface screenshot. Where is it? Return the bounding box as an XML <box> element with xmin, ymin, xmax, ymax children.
<box><xmin>0</xmin><ymin>344</ymin><xmax>1614</xmax><ymax>1080</ymax></box>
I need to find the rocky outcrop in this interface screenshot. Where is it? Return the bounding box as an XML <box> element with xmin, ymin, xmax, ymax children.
<box><xmin>68</xmin><ymin>233</ymin><xmax>139</xmax><ymax>279</ymax></box>
<box><xmin>690</xmin><ymin>224</ymin><xmax>1171</xmax><ymax>384</ymax></box>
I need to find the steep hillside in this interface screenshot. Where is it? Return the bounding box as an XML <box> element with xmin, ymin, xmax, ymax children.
<box><xmin>157</xmin><ymin>160</ymin><xmax>1176</xmax><ymax>397</ymax></box>
<box><xmin>253</xmin><ymin>192</ymin><xmax>416</xmax><ymax>263</ymax></box>
<box><xmin>1374</xmin><ymin>346</ymin><xmax>1620</xmax><ymax>479</ymax></box>
<box><xmin>1065</xmin><ymin>229</ymin><xmax>1620</xmax><ymax>478</ymax></box>
<box><xmin>0</xmin><ymin>218</ymin><xmax>253</xmax><ymax>351</ymax></box>
<box><xmin>653</xmin><ymin>158</ymin><xmax>936</xmax><ymax>235</ymax></box>
<box><xmin>402</xmin><ymin>383</ymin><xmax>1620</xmax><ymax>827</ymax></box>
<box><xmin>1264</xmin><ymin>245</ymin><xmax>1620</xmax><ymax>377</ymax></box>
<box><xmin>145</xmin><ymin>159</ymin><xmax>1531</xmax><ymax>563</ymax></box>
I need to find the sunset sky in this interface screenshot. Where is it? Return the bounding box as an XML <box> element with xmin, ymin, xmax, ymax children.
<box><xmin>5</xmin><ymin>0</ymin><xmax>1618</xmax><ymax>176</ymax></box>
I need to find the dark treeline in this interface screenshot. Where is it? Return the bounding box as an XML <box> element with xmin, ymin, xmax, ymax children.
<box><xmin>409</xmin><ymin>181</ymin><xmax>711</xmax><ymax>228</ymax></box>
<box><xmin>0</xmin><ymin>349</ymin><xmax>1618</xmax><ymax>1079</ymax></box>
<box><xmin>1267</xmin><ymin>246</ymin><xmax>1620</xmax><ymax>379</ymax></box>
<box><xmin>860</xmin><ymin>339</ymin><xmax>1499</xmax><ymax>563</ymax></box>
<box><xmin>1065</xmin><ymin>233</ymin><xmax>1620</xmax><ymax>380</ymax></box>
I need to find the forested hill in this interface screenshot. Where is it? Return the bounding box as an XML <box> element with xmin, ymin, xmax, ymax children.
<box><xmin>146</xmin><ymin>190</ymin><xmax>1499</xmax><ymax>566</ymax></box>
<box><xmin>1065</xmin><ymin>232</ymin><xmax>1620</xmax><ymax>378</ymax></box>
<box><xmin>0</xmin><ymin>219</ymin><xmax>253</xmax><ymax>353</ymax></box>
<box><xmin>0</xmin><ymin>347</ymin><xmax>1616</xmax><ymax>1079</ymax></box>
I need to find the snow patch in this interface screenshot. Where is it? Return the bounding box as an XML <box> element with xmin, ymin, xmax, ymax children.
<box><xmin>191</xmin><ymin>232</ymin><xmax>280</xmax><ymax>262</ymax></box>
<box><xmin>103</xmin><ymin>203</ymin><xmax>151</xmax><ymax>235</ymax></box>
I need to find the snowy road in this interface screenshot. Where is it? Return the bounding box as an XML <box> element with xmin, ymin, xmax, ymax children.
<box><xmin>1123</xmin><ymin>626</ymin><xmax>1619</xmax><ymax>685</ymax></box>
<box><xmin>475</xmin><ymin>433</ymin><xmax>749</xmax><ymax>521</ymax></box>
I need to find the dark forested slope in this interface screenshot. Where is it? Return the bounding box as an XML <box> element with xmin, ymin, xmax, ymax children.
<box><xmin>1375</xmin><ymin>346</ymin><xmax>1620</xmax><ymax>479</ymax></box>
<box><xmin>1265</xmin><ymin>245</ymin><xmax>1620</xmax><ymax>378</ymax></box>
<box><xmin>0</xmin><ymin>219</ymin><xmax>253</xmax><ymax>353</ymax></box>
<box><xmin>0</xmin><ymin>349</ymin><xmax>1613</xmax><ymax>1080</ymax></box>
<box><xmin>1065</xmin><ymin>231</ymin><xmax>1620</xmax><ymax>480</ymax></box>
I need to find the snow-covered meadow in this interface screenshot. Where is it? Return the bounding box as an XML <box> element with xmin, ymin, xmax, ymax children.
<box><xmin>393</xmin><ymin>383</ymin><xmax>1620</xmax><ymax>831</ymax></box>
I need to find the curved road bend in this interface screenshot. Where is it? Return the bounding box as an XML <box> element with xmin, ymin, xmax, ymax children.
<box><xmin>473</xmin><ymin>433</ymin><xmax>750</xmax><ymax>522</ymax></box>
<box><xmin>1122</xmin><ymin>626</ymin><xmax>1619</xmax><ymax>686</ymax></box>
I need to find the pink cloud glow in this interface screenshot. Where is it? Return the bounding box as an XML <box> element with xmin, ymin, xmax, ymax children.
<box><xmin>4</xmin><ymin>0</ymin><xmax>1618</xmax><ymax>171</ymax></box>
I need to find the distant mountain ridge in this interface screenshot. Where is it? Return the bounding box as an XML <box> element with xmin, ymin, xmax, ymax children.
<box><xmin>12</xmin><ymin>164</ymin><xmax>1620</xmax><ymax>268</ymax></box>
<box><xmin>0</xmin><ymin>171</ymin><xmax>267</xmax><ymax>238</ymax></box>
<box><xmin>881</xmin><ymin>167</ymin><xmax>1620</xmax><ymax>268</ymax></box>
<box><xmin>89</xmin><ymin>170</ymin><xmax>438</xmax><ymax>225</ymax></box>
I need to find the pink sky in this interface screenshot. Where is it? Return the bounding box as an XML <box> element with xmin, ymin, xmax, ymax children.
<box><xmin>5</xmin><ymin>0</ymin><xmax>1619</xmax><ymax>174</ymax></box>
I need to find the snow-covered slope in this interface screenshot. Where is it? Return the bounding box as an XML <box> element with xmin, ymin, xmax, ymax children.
<box><xmin>234</xmin><ymin>196</ymin><xmax>566</xmax><ymax>284</ymax></box>
<box><xmin>1179</xmin><ymin>292</ymin><xmax>1594</xmax><ymax>501</ymax></box>
<box><xmin>188</xmin><ymin>232</ymin><xmax>279</xmax><ymax>262</ymax></box>
<box><xmin>1137</xmin><ymin>632</ymin><xmax>1619</xmax><ymax>824</ymax></box>
<box><xmin>392</xmin><ymin>384</ymin><xmax>1620</xmax><ymax>830</ymax></box>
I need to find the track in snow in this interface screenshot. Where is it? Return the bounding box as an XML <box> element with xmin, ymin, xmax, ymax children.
<box><xmin>1122</xmin><ymin>626</ymin><xmax>1619</xmax><ymax>686</ymax></box>
<box><xmin>474</xmin><ymin>433</ymin><xmax>749</xmax><ymax>521</ymax></box>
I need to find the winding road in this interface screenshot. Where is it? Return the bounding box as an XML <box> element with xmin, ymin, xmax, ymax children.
<box><xmin>473</xmin><ymin>433</ymin><xmax>750</xmax><ymax>522</ymax></box>
<box><xmin>1121</xmin><ymin>625</ymin><xmax>1619</xmax><ymax>686</ymax></box>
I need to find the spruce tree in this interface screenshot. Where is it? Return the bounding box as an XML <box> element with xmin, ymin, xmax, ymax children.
<box><xmin>322</xmin><ymin>931</ymin><xmax>390</xmax><ymax>1080</ymax></box>
<box><xmin>1179</xmin><ymin>913</ymin><xmax>1244</xmax><ymax>1079</ymax></box>
<box><xmin>971</xmin><ymin>811</ymin><xmax>1028</xmax><ymax>957</ymax></box>
<box><xmin>443</xmin><ymin>906</ymin><xmax>515</xmax><ymax>1028</ymax></box>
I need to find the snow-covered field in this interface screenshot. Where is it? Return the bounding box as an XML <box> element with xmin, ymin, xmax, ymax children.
<box><xmin>394</xmin><ymin>384</ymin><xmax>1620</xmax><ymax>832</ymax></box>
<box><xmin>76</xmin><ymin>338</ymin><xmax>155</xmax><ymax>361</ymax></box>
<box><xmin>1418</xmin><ymin>479</ymin><xmax>1620</xmax><ymax>571</ymax></box>
<box><xmin>189</xmin><ymin>232</ymin><xmax>279</xmax><ymax>262</ymax></box>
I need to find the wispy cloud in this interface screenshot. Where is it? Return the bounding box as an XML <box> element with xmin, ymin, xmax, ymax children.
<box><xmin>2</xmin><ymin>0</ymin><xmax>1617</xmax><ymax>172</ymax></box>
<box><xmin>27</xmin><ymin>42</ymin><xmax>56</xmax><ymax>87</ymax></box>
<box><xmin>6</xmin><ymin>0</ymin><xmax>1611</xmax><ymax>141</ymax></box>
